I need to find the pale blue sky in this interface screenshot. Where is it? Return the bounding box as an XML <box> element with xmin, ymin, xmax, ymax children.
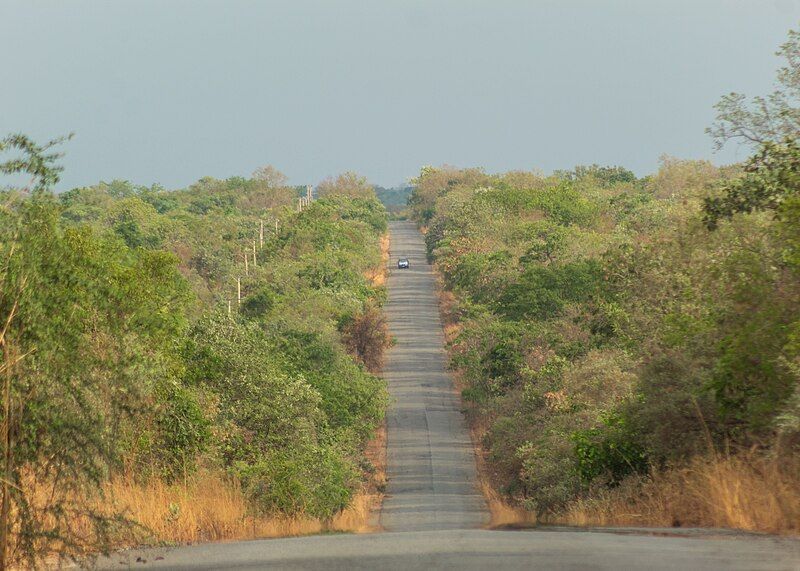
<box><xmin>2</xmin><ymin>0</ymin><xmax>799</xmax><ymax>190</ymax></box>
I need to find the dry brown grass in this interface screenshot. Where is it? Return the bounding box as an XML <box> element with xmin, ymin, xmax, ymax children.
<box><xmin>23</xmin><ymin>470</ymin><xmax>380</xmax><ymax>568</ymax></box>
<box><xmin>115</xmin><ymin>419</ymin><xmax>387</xmax><ymax>544</ymax></box>
<box><xmin>480</xmin><ymin>482</ymin><xmax>536</xmax><ymax>528</ymax></box>
<box><xmin>107</xmin><ymin>472</ymin><xmax>322</xmax><ymax>544</ymax></box>
<box><xmin>551</xmin><ymin>450</ymin><xmax>800</xmax><ymax>534</ymax></box>
<box><xmin>474</xmin><ymin>459</ymin><xmax>536</xmax><ymax>528</ymax></box>
<box><xmin>366</xmin><ymin>234</ymin><xmax>390</xmax><ymax>287</ymax></box>
<box><xmin>32</xmin><ymin>422</ymin><xmax>388</xmax><ymax>563</ymax></box>
<box><xmin>94</xmin><ymin>469</ymin><xmax>382</xmax><ymax>548</ymax></box>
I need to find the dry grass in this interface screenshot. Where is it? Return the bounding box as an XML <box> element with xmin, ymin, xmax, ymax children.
<box><xmin>90</xmin><ymin>469</ymin><xmax>381</xmax><ymax>548</ymax></box>
<box><xmin>94</xmin><ymin>418</ymin><xmax>388</xmax><ymax>548</ymax></box>
<box><xmin>483</xmin><ymin>490</ymin><xmax>534</xmax><ymax>528</ymax></box>
<box><xmin>33</xmin><ymin>423</ymin><xmax>388</xmax><ymax>563</ymax></box>
<box><xmin>477</xmin><ymin>472</ymin><xmax>536</xmax><ymax>529</ymax></box>
<box><xmin>550</xmin><ymin>449</ymin><xmax>800</xmax><ymax>534</ymax></box>
<box><xmin>122</xmin><ymin>421</ymin><xmax>386</xmax><ymax>544</ymax></box>
<box><xmin>366</xmin><ymin>234</ymin><xmax>390</xmax><ymax>287</ymax></box>
<box><xmin>107</xmin><ymin>472</ymin><xmax>322</xmax><ymax>544</ymax></box>
<box><xmin>23</xmin><ymin>471</ymin><xmax>380</xmax><ymax>569</ymax></box>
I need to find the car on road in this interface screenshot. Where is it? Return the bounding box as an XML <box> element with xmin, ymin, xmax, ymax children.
<box><xmin>397</xmin><ymin>258</ymin><xmax>410</xmax><ymax>269</ymax></box>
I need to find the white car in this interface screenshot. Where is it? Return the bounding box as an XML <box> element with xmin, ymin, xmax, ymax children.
<box><xmin>397</xmin><ymin>258</ymin><xmax>409</xmax><ymax>269</ymax></box>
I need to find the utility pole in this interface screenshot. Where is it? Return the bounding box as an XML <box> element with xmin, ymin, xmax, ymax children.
<box><xmin>228</xmin><ymin>299</ymin><xmax>232</xmax><ymax>316</ymax></box>
<box><xmin>259</xmin><ymin>220</ymin><xmax>264</xmax><ymax>249</ymax></box>
<box><xmin>244</xmin><ymin>251</ymin><xmax>249</xmax><ymax>276</ymax></box>
<box><xmin>252</xmin><ymin>241</ymin><xmax>257</xmax><ymax>267</ymax></box>
<box><xmin>275</xmin><ymin>219</ymin><xmax>279</xmax><ymax>235</ymax></box>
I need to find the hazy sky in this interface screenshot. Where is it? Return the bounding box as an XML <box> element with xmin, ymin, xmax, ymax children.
<box><xmin>2</xmin><ymin>1</ymin><xmax>799</xmax><ymax>190</ymax></box>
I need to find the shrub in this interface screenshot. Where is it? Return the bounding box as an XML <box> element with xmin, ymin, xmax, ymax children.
<box><xmin>341</xmin><ymin>304</ymin><xmax>392</xmax><ymax>373</ymax></box>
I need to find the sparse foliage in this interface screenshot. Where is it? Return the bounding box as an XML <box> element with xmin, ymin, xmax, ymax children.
<box><xmin>708</xmin><ymin>28</ymin><xmax>800</xmax><ymax>149</ymax></box>
<box><xmin>252</xmin><ymin>165</ymin><xmax>289</xmax><ymax>188</ymax></box>
<box><xmin>316</xmin><ymin>171</ymin><xmax>375</xmax><ymax>199</ymax></box>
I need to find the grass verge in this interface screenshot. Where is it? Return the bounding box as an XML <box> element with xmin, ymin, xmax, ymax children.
<box><xmin>98</xmin><ymin>439</ymin><xmax>387</xmax><ymax>549</ymax></box>
<box><xmin>549</xmin><ymin>448</ymin><xmax>800</xmax><ymax>534</ymax></box>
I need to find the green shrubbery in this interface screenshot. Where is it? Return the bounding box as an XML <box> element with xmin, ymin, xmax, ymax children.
<box><xmin>413</xmin><ymin>148</ymin><xmax>800</xmax><ymax>515</ymax></box>
<box><xmin>0</xmin><ymin>136</ymin><xmax>388</xmax><ymax>566</ymax></box>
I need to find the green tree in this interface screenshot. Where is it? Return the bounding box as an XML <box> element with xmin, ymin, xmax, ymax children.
<box><xmin>708</xmin><ymin>27</ymin><xmax>800</xmax><ymax>149</ymax></box>
<box><xmin>704</xmin><ymin>140</ymin><xmax>800</xmax><ymax>229</ymax></box>
<box><xmin>1</xmin><ymin>135</ymin><xmax>194</xmax><ymax>568</ymax></box>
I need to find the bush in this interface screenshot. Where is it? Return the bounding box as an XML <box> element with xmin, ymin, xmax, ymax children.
<box><xmin>240</xmin><ymin>287</ymin><xmax>274</xmax><ymax>318</ymax></box>
<box><xmin>572</xmin><ymin>413</ymin><xmax>648</xmax><ymax>486</ymax></box>
<box><xmin>237</xmin><ymin>443</ymin><xmax>357</xmax><ymax>519</ymax></box>
<box><xmin>341</xmin><ymin>304</ymin><xmax>392</xmax><ymax>373</ymax></box>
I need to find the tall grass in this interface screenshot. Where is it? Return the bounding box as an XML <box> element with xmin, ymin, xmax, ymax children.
<box><xmin>42</xmin><ymin>469</ymin><xmax>377</xmax><ymax>553</ymax></box>
<box><xmin>101</xmin><ymin>422</ymin><xmax>387</xmax><ymax>546</ymax></box>
<box><xmin>551</xmin><ymin>449</ymin><xmax>800</xmax><ymax>534</ymax></box>
<box><xmin>366</xmin><ymin>234</ymin><xmax>390</xmax><ymax>286</ymax></box>
<box><xmin>27</xmin><ymin>421</ymin><xmax>387</xmax><ymax>567</ymax></box>
<box><xmin>23</xmin><ymin>470</ymin><xmax>381</xmax><ymax>568</ymax></box>
<box><xmin>106</xmin><ymin>472</ymin><xmax>373</xmax><ymax>544</ymax></box>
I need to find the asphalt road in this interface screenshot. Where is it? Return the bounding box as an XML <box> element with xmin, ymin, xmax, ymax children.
<box><xmin>379</xmin><ymin>220</ymin><xmax>488</xmax><ymax>531</ymax></box>
<box><xmin>97</xmin><ymin>221</ymin><xmax>800</xmax><ymax>570</ymax></box>
<box><xmin>100</xmin><ymin>528</ymin><xmax>799</xmax><ymax>570</ymax></box>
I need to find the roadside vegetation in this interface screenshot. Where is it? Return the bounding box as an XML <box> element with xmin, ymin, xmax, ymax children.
<box><xmin>412</xmin><ymin>29</ymin><xmax>800</xmax><ymax>534</ymax></box>
<box><xmin>0</xmin><ymin>144</ymin><xmax>389</xmax><ymax>568</ymax></box>
<box><xmin>374</xmin><ymin>186</ymin><xmax>413</xmax><ymax>217</ymax></box>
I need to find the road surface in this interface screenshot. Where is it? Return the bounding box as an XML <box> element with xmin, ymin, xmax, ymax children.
<box><xmin>100</xmin><ymin>528</ymin><xmax>799</xmax><ymax>570</ymax></box>
<box><xmin>379</xmin><ymin>220</ymin><xmax>488</xmax><ymax>531</ymax></box>
<box><xmin>97</xmin><ymin>221</ymin><xmax>800</xmax><ymax>570</ymax></box>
